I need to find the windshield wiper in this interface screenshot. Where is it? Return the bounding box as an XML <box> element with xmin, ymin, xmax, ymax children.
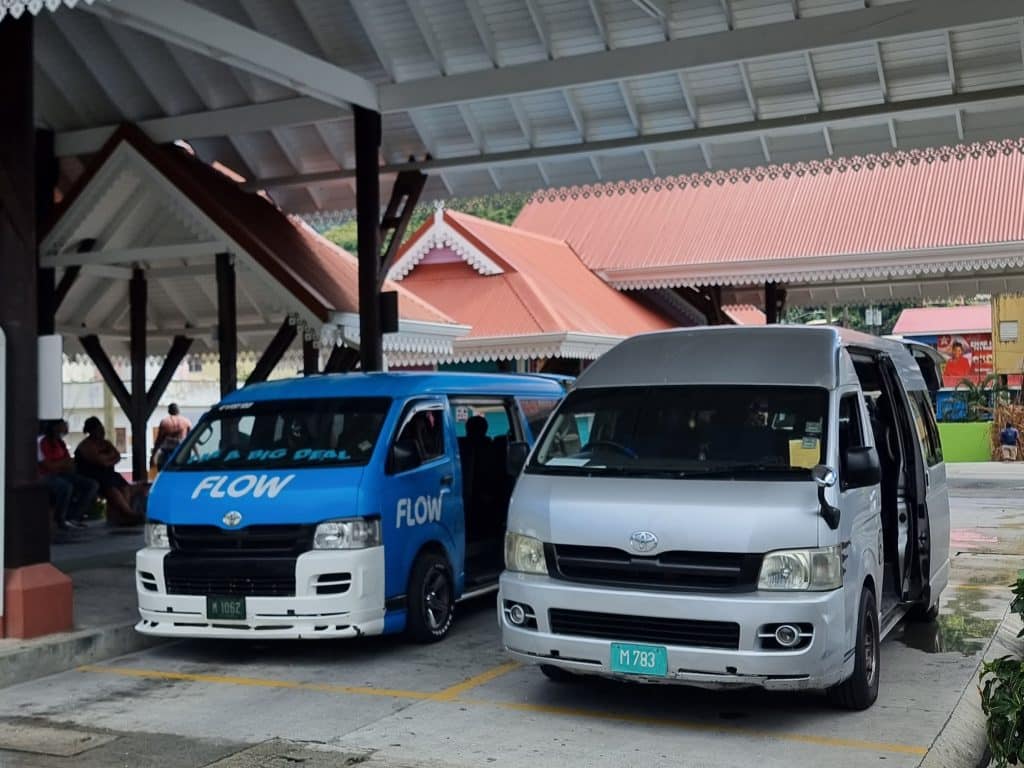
<box><xmin>684</xmin><ymin>463</ymin><xmax>809</xmax><ymax>479</ymax></box>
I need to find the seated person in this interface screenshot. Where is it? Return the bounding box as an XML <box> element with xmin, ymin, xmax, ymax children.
<box><xmin>75</xmin><ymin>417</ymin><xmax>142</xmax><ymax>526</ymax></box>
<box><xmin>39</xmin><ymin>418</ymin><xmax>98</xmax><ymax>531</ymax></box>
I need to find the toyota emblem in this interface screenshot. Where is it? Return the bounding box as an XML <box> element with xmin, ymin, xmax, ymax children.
<box><xmin>222</xmin><ymin>510</ymin><xmax>243</xmax><ymax>527</ymax></box>
<box><xmin>629</xmin><ymin>530</ymin><xmax>658</xmax><ymax>553</ymax></box>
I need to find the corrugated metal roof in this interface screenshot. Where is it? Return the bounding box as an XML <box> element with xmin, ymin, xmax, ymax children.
<box><xmin>28</xmin><ymin>0</ymin><xmax>1024</xmax><ymax>217</ymax></box>
<box><xmin>892</xmin><ymin>305</ymin><xmax>991</xmax><ymax>335</ymax></box>
<box><xmin>514</xmin><ymin>144</ymin><xmax>1024</xmax><ymax>278</ymax></box>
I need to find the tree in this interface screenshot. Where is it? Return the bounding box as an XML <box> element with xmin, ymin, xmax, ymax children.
<box><xmin>321</xmin><ymin>192</ymin><xmax>532</xmax><ymax>253</ymax></box>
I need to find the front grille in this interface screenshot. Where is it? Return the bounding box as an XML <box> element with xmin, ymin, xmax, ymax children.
<box><xmin>546</xmin><ymin>544</ymin><xmax>761</xmax><ymax>593</ymax></box>
<box><xmin>169</xmin><ymin>525</ymin><xmax>314</xmax><ymax>555</ymax></box>
<box><xmin>549</xmin><ymin>608</ymin><xmax>740</xmax><ymax>650</ymax></box>
<box><xmin>164</xmin><ymin>555</ymin><xmax>296</xmax><ymax>597</ymax></box>
<box><xmin>165</xmin><ymin>574</ymin><xmax>294</xmax><ymax>597</ymax></box>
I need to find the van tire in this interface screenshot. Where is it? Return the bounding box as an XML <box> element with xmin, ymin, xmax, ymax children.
<box><xmin>828</xmin><ymin>587</ymin><xmax>880</xmax><ymax>710</ymax></box>
<box><xmin>406</xmin><ymin>552</ymin><xmax>454</xmax><ymax>643</ymax></box>
<box><xmin>540</xmin><ymin>664</ymin><xmax>577</xmax><ymax>683</ymax></box>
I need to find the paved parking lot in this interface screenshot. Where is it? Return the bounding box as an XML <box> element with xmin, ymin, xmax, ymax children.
<box><xmin>0</xmin><ymin>465</ymin><xmax>1019</xmax><ymax>768</ymax></box>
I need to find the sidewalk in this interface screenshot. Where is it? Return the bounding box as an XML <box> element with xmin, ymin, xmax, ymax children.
<box><xmin>0</xmin><ymin>521</ymin><xmax>159</xmax><ymax>689</ymax></box>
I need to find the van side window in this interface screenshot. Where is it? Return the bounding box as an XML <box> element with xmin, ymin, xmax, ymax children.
<box><xmin>908</xmin><ymin>392</ymin><xmax>943</xmax><ymax>466</ymax></box>
<box><xmin>838</xmin><ymin>394</ymin><xmax>864</xmax><ymax>487</ymax></box>
<box><xmin>393</xmin><ymin>407</ymin><xmax>446</xmax><ymax>470</ymax></box>
<box><xmin>518</xmin><ymin>398</ymin><xmax>559</xmax><ymax>439</ymax></box>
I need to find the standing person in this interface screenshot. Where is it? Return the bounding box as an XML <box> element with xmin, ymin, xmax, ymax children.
<box><xmin>38</xmin><ymin>419</ymin><xmax>98</xmax><ymax>530</ymax></box>
<box><xmin>151</xmin><ymin>403</ymin><xmax>192</xmax><ymax>471</ymax></box>
<box><xmin>1000</xmin><ymin>422</ymin><xmax>1019</xmax><ymax>462</ymax></box>
<box><xmin>75</xmin><ymin>417</ymin><xmax>142</xmax><ymax>526</ymax></box>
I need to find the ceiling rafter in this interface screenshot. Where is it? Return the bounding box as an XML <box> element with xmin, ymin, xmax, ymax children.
<box><xmin>738</xmin><ymin>61</ymin><xmax>758</xmax><ymax>118</ymax></box>
<box><xmin>700</xmin><ymin>143</ymin><xmax>713</xmax><ymax>169</ymax></box>
<box><xmin>563</xmin><ymin>88</ymin><xmax>588</xmax><ymax>141</ymax></box>
<box><xmin>955</xmin><ymin>109</ymin><xmax>965</xmax><ymax>140</ymax></box>
<box><xmin>823</xmin><ymin>125</ymin><xmax>834</xmax><ymax>155</ymax></box>
<box><xmin>874</xmin><ymin>41</ymin><xmax>889</xmax><ymax>100</ymax></box>
<box><xmin>805</xmin><ymin>52</ymin><xmax>821</xmax><ymax>109</ymax></box>
<box><xmin>945</xmin><ymin>30</ymin><xmax>957</xmax><ymax>93</ymax></box>
<box><xmin>587</xmin><ymin>0</ymin><xmax>609</xmax><ymax>49</ymax></box>
<box><xmin>465</xmin><ymin>0</ymin><xmax>498</xmax><ymax>66</ymax></box>
<box><xmin>719</xmin><ymin>0</ymin><xmax>734</xmax><ymax>31</ymax></box>
<box><xmin>406</xmin><ymin>0</ymin><xmax>447</xmax><ymax>76</ymax></box>
<box><xmin>759</xmin><ymin>135</ymin><xmax>771</xmax><ymax>163</ymax></box>
<box><xmin>677</xmin><ymin>72</ymin><xmax>699</xmax><ymax>127</ymax></box>
<box><xmin>524</xmin><ymin>0</ymin><xmax>554</xmax><ymax>59</ymax></box>
<box><xmin>619</xmin><ymin>81</ymin><xmax>641</xmax><ymax>133</ymax></box>
<box><xmin>85</xmin><ymin>0</ymin><xmax>378</xmax><ymax>110</ymax></box>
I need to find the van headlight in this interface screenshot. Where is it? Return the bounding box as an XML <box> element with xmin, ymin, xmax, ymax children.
<box><xmin>145</xmin><ymin>522</ymin><xmax>170</xmax><ymax>549</ymax></box>
<box><xmin>505</xmin><ymin>532</ymin><xmax>547</xmax><ymax>575</ymax></box>
<box><xmin>758</xmin><ymin>546</ymin><xmax>843</xmax><ymax>591</ymax></box>
<box><xmin>313</xmin><ymin>518</ymin><xmax>381</xmax><ymax>549</ymax></box>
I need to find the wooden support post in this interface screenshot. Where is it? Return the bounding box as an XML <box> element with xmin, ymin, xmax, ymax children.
<box><xmin>302</xmin><ymin>336</ymin><xmax>318</xmax><ymax>376</ymax></box>
<box><xmin>246</xmin><ymin>318</ymin><xmax>297</xmax><ymax>386</ymax></box>
<box><xmin>36</xmin><ymin>129</ymin><xmax>57</xmax><ymax>336</ymax></box>
<box><xmin>146</xmin><ymin>335</ymin><xmax>192</xmax><ymax>418</ymax></box>
<box><xmin>354</xmin><ymin>105</ymin><xmax>382</xmax><ymax>372</ymax></box>
<box><xmin>215</xmin><ymin>252</ymin><xmax>237</xmax><ymax>396</ymax></box>
<box><xmin>765</xmin><ymin>282</ymin><xmax>778</xmax><ymax>324</ymax></box>
<box><xmin>54</xmin><ymin>266</ymin><xmax>81</xmax><ymax>311</ymax></box>
<box><xmin>78</xmin><ymin>335</ymin><xmax>132</xmax><ymax>415</ymax></box>
<box><xmin>0</xmin><ymin>14</ymin><xmax>39</xmax><ymax>492</ymax></box>
<box><xmin>129</xmin><ymin>269</ymin><xmax>147</xmax><ymax>482</ymax></box>
<box><xmin>323</xmin><ymin>345</ymin><xmax>360</xmax><ymax>373</ymax></box>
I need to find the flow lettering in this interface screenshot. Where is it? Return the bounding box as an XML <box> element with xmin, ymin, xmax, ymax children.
<box><xmin>191</xmin><ymin>474</ymin><xmax>295</xmax><ymax>500</ymax></box>
<box><xmin>396</xmin><ymin>496</ymin><xmax>443</xmax><ymax>527</ymax></box>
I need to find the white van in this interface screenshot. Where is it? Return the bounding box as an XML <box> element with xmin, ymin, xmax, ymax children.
<box><xmin>499</xmin><ymin>326</ymin><xmax>949</xmax><ymax>709</ymax></box>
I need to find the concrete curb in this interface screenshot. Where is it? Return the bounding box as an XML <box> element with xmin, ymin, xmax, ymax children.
<box><xmin>0</xmin><ymin>622</ymin><xmax>163</xmax><ymax>690</ymax></box>
<box><xmin>919</xmin><ymin>606</ymin><xmax>1023</xmax><ymax>768</ymax></box>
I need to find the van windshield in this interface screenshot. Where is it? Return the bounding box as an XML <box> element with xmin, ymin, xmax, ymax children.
<box><xmin>529</xmin><ymin>386</ymin><xmax>828</xmax><ymax>479</ymax></box>
<box><xmin>167</xmin><ymin>398</ymin><xmax>391</xmax><ymax>471</ymax></box>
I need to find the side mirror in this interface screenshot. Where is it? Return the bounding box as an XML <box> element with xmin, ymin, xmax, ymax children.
<box><xmin>843</xmin><ymin>446</ymin><xmax>881</xmax><ymax>489</ymax></box>
<box><xmin>506</xmin><ymin>441</ymin><xmax>529</xmax><ymax>476</ymax></box>
<box><xmin>390</xmin><ymin>439</ymin><xmax>420</xmax><ymax>474</ymax></box>
<box><xmin>812</xmin><ymin>464</ymin><xmax>840</xmax><ymax>530</ymax></box>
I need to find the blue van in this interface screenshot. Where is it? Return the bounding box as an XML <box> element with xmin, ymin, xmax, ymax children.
<box><xmin>136</xmin><ymin>373</ymin><xmax>564</xmax><ymax>642</ymax></box>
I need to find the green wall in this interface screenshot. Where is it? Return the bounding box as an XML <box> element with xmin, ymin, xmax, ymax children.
<box><xmin>937</xmin><ymin>422</ymin><xmax>992</xmax><ymax>463</ymax></box>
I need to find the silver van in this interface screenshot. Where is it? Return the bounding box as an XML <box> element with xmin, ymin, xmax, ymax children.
<box><xmin>499</xmin><ymin>326</ymin><xmax>949</xmax><ymax>709</ymax></box>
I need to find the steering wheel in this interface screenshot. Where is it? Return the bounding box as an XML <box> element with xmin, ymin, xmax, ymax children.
<box><xmin>581</xmin><ymin>440</ymin><xmax>638</xmax><ymax>459</ymax></box>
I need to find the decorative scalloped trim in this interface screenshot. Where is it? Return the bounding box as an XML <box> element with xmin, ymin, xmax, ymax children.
<box><xmin>388</xmin><ymin>218</ymin><xmax>504</xmax><ymax>281</ymax></box>
<box><xmin>0</xmin><ymin>0</ymin><xmax>95</xmax><ymax>21</ymax></box>
<box><xmin>529</xmin><ymin>139</ymin><xmax>1024</xmax><ymax>203</ymax></box>
<box><xmin>613</xmin><ymin>251</ymin><xmax>1024</xmax><ymax>291</ymax></box>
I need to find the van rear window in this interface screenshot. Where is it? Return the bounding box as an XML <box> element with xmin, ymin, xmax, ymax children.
<box><xmin>167</xmin><ymin>398</ymin><xmax>391</xmax><ymax>471</ymax></box>
<box><xmin>529</xmin><ymin>386</ymin><xmax>828</xmax><ymax>480</ymax></box>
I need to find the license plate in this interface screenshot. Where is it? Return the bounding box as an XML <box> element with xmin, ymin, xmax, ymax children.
<box><xmin>206</xmin><ymin>595</ymin><xmax>246</xmax><ymax>621</ymax></box>
<box><xmin>610</xmin><ymin>642</ymin><xmax>668</xmax><ymax>677</ymax></box>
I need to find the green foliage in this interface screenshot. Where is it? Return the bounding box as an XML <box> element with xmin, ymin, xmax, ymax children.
<box><xmin>320</xmin><ymin>192</ymin><xmax>532</xmax><ymax>254</ymax></box>
<box><xmin>783</xmin><ymin>302</ymin><xmax>917</xmax><ymax>335</ymax></box>
<box><xmin>979</xmin><ymin>572</ymin><xmax>1024</xmax><ymax>767</ymax></box>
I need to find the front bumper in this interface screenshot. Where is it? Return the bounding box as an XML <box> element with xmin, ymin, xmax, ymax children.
<box><xmin>136</xmin><ymin>546</ymin><xmax>386</xmax><ymax>639</ymax></box>
<box><xmin>499</xmin><ymin>572</ymin><xmax>853</xmax><ymax>691</ymax></box>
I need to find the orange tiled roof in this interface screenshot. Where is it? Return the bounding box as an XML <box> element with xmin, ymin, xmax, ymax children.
<box><xmin>395</xmin><ymin>210</ymin><xmax>672</xmax><ymax>340</ymax></box>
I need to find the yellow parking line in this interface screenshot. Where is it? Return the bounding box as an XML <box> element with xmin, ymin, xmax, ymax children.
<box><xmin>77</xmin><ymin>664</ymin><xmax>436</xmax><ymax>700</ymax></box>
<box><xmin>78</xmin><ymin>663</ymin><xmax>928</xmax><ymax>756</ymax></box>
<box><xmin>433</xmin><ymin>660</ymin><xmax>520</xmax><ymax>701</ymax></box>
<box><xmin>477</xmin><ymin>699</ymin><xmax>928</xmax><ymax>756</ymax></box>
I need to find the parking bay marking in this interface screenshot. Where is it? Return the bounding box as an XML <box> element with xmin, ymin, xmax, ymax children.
<box><xmin>77</xmin><ymin>663</ymin><xmax>928</xmax><ymax>756</ymax></box>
